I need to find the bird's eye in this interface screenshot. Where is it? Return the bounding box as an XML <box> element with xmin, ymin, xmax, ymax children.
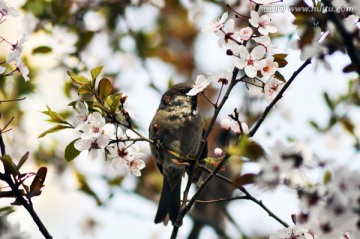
<box><xmin>181</xmin><ymin>89</ymin><xmax>187</xmax><ymax>94</ymax></box>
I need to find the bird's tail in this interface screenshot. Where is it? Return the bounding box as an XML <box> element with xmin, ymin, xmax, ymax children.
<box><xmin>154</xmin><ymin>177</ymin><xmax>181</xmax><ymax>225</ymax></box>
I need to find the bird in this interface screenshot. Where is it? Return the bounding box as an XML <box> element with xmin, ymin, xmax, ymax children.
<box><xmin>149</xmin><ymin>82</ymin><xmax>206</xmax><ymax>225</ymax></box>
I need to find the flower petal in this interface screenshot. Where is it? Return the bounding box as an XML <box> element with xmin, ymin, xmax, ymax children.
<box><xmin>251</xmin><ymin>45</ymin><xmax>266</xmax><ymax>60</ymax></box>
<box><xmin>238</xmin><ymin>45</ymin><xmax>249</xmax><ymax>59</ymax></box>
<box><xmin>244</xmin><ymin>66</ymin><xmax>258</xmax><ymax>78</ymax></box>
<box><xmin>233</xmin><ymin>58</ymin><xmax>246</xmax><ymax>69</ymax></box>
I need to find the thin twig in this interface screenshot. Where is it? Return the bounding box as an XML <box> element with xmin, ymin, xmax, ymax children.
<box><xmin>249</xmin><ymin>58</ymin><xmax>312</xmax><ymax>137</ymax></box>
<box><xmin>200</xmin><ymin>165</ymin><xmax>289</xmax><ymax>228</ymax></box>
<box><xmin>196</xmin><ymin>196</ymin><xmax>248</xmax><ymax>204</ymax></box>
<box><xmin>171</xmin><ymin>68</ymin><xmax>241</xmax><ymax>237</ymax></box>
<box><xmin>0</xmin><ymin>122</ymin><xmax>53</xmax><ymax>238</ymax></box>
<box><xmin>0</xmin><ymin>97</ymin><xmax>26</xmax><ymax>103</ymax></box>
<box><xmin>109</xmin><ymin>137</ymin><xmax>150</xmax><ymax>144</ymax></box>
<box><xmin>171</xmin><ymin>154</ymin><xmax>232</xmax><ymax>239</ymax></box>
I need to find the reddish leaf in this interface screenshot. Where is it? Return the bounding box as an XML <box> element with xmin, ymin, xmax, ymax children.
<box><xmin>233</xmin><ymin>173</ymin><xmax>256</xmax><ymax>187</ymax></box>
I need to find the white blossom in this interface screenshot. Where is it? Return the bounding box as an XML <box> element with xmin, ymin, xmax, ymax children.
<box><xmin>187</xmin><ymin>74</ymin><xmax>214</xmax><ymax>96</ymax></box>
<box><xmin>290</xmin><ymin>27</ymin><xmax>325</xmax><ymax>61</ymax></box>
<box><xmin>215</xmin><ymin>70</ymin><xmax>232</xmax><ymax>84</ymax></box>
<box><xmin>15</xmin><ymin>58</ymin><xmax>29</xmax><ymax>81</ymax></box>
<box><xmin>47</xmin><ymin>26</ymin><xmax>78</xmax><ymax>56</ymax></box>
<box><xmin>73</xmin><ymin>101</ymin><xmax>89</xmax><ymax>129</ymax></box>
<box><xmin>108</xmin><ymin>142</ymin><xmax>131</xmax><ymax>165</ymax></box>
<box><xmin>269</xmin><ymin>225</ymin><xmax>316</xmax><ymax>239</ymax></box>
<box><xmin>109</xmin><ymin>143</ymin><xmax>145</xmax><ymax>176</ymax></box>
<box><xmin>238</xmin><ymin>27</ymin><xmax>253</xmax><ymax>41</ymax></box>
<box><xmin>107</xmin><ymin>129</ymin><xmax>146</xmax><ymax>177</ymax></box>
<box><xmin>253</xmin><ymin>35</ymin><xmax>277</xmax><ymax>53</ymax></box>
<box><xmin>74</xmin><ymin>136</ymin><xmax>110</xmax><ymax>160</ymax></box>
<box><xmin>264</xmin><ymin>76</ymin><xmax>284</xmax><ymax>101</ymax></box>
<box><xmin>343</xmin><ymin>14</ymin><xmax>359</xmax><ymax>32</ymax></box>
<box><xmin>249</xmin><ymin>11</ymin><xmax>277</xmax><ymax>35</ymax></box>
<box><xmin>202</xmin><ymin>12</ymin><xmax>228</xmax><ymax>33</ymax></box>
<box><xmin>0</xmin><ymin>0</ymin><xmax>20</xmax><ymax>17</ymax></box>
<box><xmin>296</xmin><ymin>167</ymin><xmax>360</xmax><ymax>239</ymax></box>
<box><xmin>233</xmin><ymin>45</ymin><xmax>266</xmax><ymax>78</ymax></box>
<box><xmin>81</xmin><ymin>112</ymin><xmax>114</xmax><ymax>140</ymax></box>
<box><xmin>256</xmin><ymin>140</ymin><xmax>300</xmax><ymax>189</ymax></box>
<box><xmin>216</xmin><ymin>19</ymin><xmax>235</xmax><ymax>48</ymax></box>
<box><xmin>220</xmin><ymin>117</ymin><xmax>248</xmax><ymax>135</ymax></box>
<box><xmin>230</xmin><ymin>120</ymin><xmax>249</xmax><ymax>135</ymax></box>
<box><xmin>188</xmin><ymin>0</ymin><xmax>204</xmax><ymax>22</ymax></box>
<box><xmin>128</xmin><ymin>157</ymin><xmax>146</xmax><ymax>176</ymax></box>
<box><xmin>6</xmin><ymin>34</ymin><xmax>27</xmax><ymax>63</ymax></box>
<box><xmin>221</xmin><ymin>118</ymin><xmax>231</xmax><ymax>130</ymax></box>
<box><xmin>258</xmin><ymin>56</ymin><xmax>278</xmax><ymax>77</ymax></box>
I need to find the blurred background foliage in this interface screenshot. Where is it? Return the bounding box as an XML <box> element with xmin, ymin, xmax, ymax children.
<box><xmin>0</xmin><ymin>0</ymin><xmax>359</xmax><ymax>238</ymax></box>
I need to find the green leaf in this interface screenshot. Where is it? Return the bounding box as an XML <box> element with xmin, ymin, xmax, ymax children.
<box><xmin>202</xmin><ymin>157</ymin><xmax>219</xmax><ymax>164</ymax></box>
<box><xmin>186</xmin><ymin>154</ymin><xmax>197</xmax><ymax>160</ymax></box>
<box><xmin>16</xmin><ymin>151</ymin><xmax>29</xmax><ymax>171</ymax></box>
<box><xmin>32</xmin><ymin>46</ymin><xmax>52</xmax><ymax>54</ymax></box>
<box><xmin>70</xmin><ymin>75</ymin><xmax>90</xmax><ymax>85</ymax></box>
<box><xmin>43</xmin><ymin>105</ymin><xmax>67</xmax><ymax>124</ymax></box>
<box><xmin>98</xmin><ymin>78</ymin><xmax>113</xmax><ymax>101</ymax></box>
<box><xmin>109</xmin><ymin>94</ymin><xmax>122</xmax><ymax>113</ymax></box>
<box><xmin>78</xmin><ymin>83</ymin><xmax>93</xmax><ymax>95</ymax></box>
<box><xmin>67</xmin><ymin>71</ymin><xmax>76</xmax><ymax>77</ymax></box>
<box><xmin>323</xmin><ymin>170</ymin><xmax>332</xmax><ymax>184</ymax></box>
<box><xmin>38</xmin><ymin>125</ymin><xmax>69</xmax><ymax>138</ymax></box>
<box><xmin>340</xmin><ymin>117</ymin><xmax>355</xmax><ymax>134</ymax></box>
<box><xmin>1</xmin><ymin>155</ymin><xmax>18</xmax><ymax>176</ymax></box>
<box><xmin>228</xmin><ymin>137</ymin><xmax>265</xmax><ymax>161</ymax></box>
<box><xmin>65</xmin><ymin>139</ymin><xmax>81</xmax><ymax>162</ymax></box>
<box><xmin>0</xmin><ymin>206</ymin><xmax>15</xmax><ymax>216</ymax></box>
<box><xmin>274</xmin><ymin>71</ymin><xmax>286</xmax><ymax>83</ymax></box>
<box><xmin>273</xmin><ymin>54</ymin><xmax>288</xmax><ymax>68</ymax></box>
<box><xmin>323</xmin><ymin>92</ymin><xmax>334</xmax><ymax>111</ymax></box>
<box><xmin>92</xmin><ymin>102</ymin><xmax>110</xmax><ymax>113</ymax></box>
<box><xmin>91</xmin><ymin>65</ymin><xmax>104</xmax><ymax>81</ymax></box>
<box><xmin>309</xmin><ymin>120</ymin><xmax>320</xmax><ymax>131</ymax></box>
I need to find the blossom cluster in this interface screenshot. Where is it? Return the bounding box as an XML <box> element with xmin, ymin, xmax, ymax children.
<box><xmin>0</xmin><ymin>1</ymin><xmax>29</xmax><ymax>81</ymax></box>
<box><xmin>72</xmin><ymin>102</ymin><xmax>145</xmax><ymax>176</ymax></box>
<box><xmin>295</xmin><ymin>167</ymin><xmax>360</xmax><ymax>239</ymax></box>
<box><xmin>254</xmin><ymin>140</ymin><xmax>306</xmax><ymax>189</ymax></box>
<box><xmin>203</xmin><ymin>10</ymin><xmax>279</xmax><ymax>78</ymax></box>
<box><xmin>268</xmin><ymin>165</ymin><xmax>360</xmax><ymax>239</ymax></box>
<box><xmin>221</xmin><ymin>117</ymin><xmax>249</xmax><ymax>135</ymax></box>
<box><xmin>188</xmin><ymin>8</ymin><xmax>286</xmax><ymax>101</ymax></box>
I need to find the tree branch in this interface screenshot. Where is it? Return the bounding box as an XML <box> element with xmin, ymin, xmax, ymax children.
<box><xmin>0</xmin><ymin>129</ymin><xmax>53</xmax><ymax>239</ymax></box>
<box><xmin>322</xmin><ymin>0</ymin><xmax>360</xmax><ymax>75</ymax></box>
<box><xmin>171</xmin><ymin>68</ymin><xmax>241</xmax><ymax>237</ymax></box>
<box><xmin>196</xmin><ymin>196</ymin><xmax>248</xmax><ymax>204</ymax></box>
<box><xmin>200</xmin><ymin>165</ymin><xmax>289</xmax><ymax>228</ymax></box>
<box><xmin>171</xmin><ymin>154</ymin><xmax>232</xmax><ymax>238</ymax></box>
<box><xmin>249</xmin><ymin>58</ymin><xmax>312</xmax><ymax>137</ymax></box>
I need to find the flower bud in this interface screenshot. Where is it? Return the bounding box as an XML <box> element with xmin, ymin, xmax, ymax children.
<box><xmin>214</xmin><ymin>148</ymin><xmax>223</xmax><ymax>157</ymax></box>
<box><xmin>220</xmin><ymin>118</ymin><xmax>231</xmax><ymax>130</ymax></box>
